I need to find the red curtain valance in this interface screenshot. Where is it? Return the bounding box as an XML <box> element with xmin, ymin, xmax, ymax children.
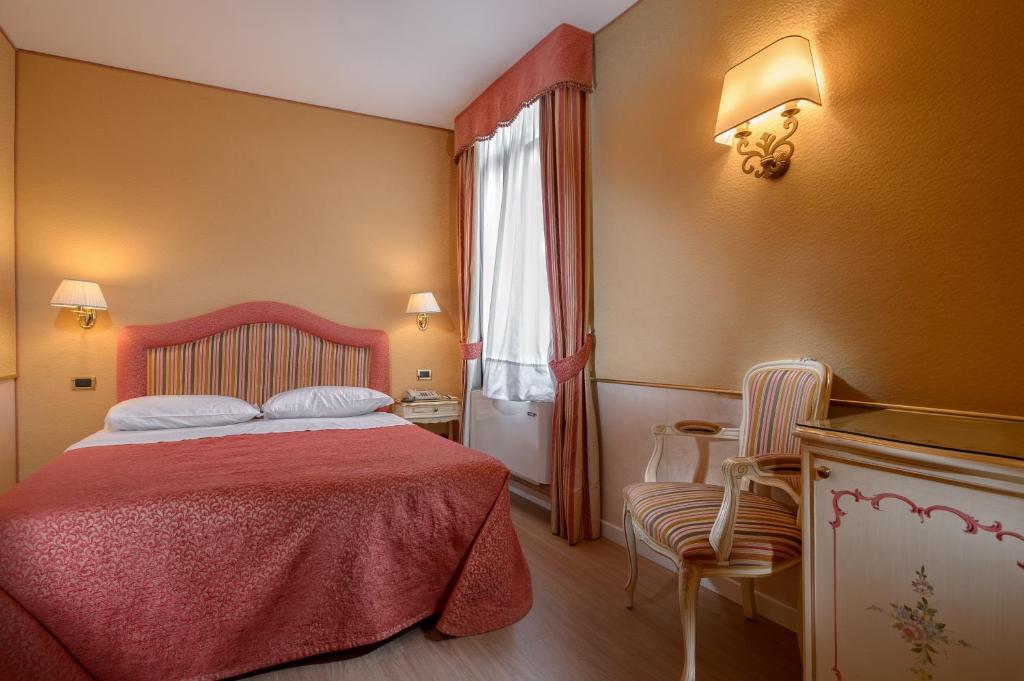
<box><xmin>453</xmin><ymin>23</ymin><xmax>593</xmax><ymax>159</ymax></box>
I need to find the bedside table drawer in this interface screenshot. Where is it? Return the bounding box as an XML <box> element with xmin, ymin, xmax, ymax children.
<box><xmin>407</xmin><ymin>401</ymin><xmax>456</xmax><ymax>417</ymax></box>
<box><xmin>393</xmin><ymin>400</ymin><xmax>462</xmax><ymax>440</ymax></box>
<box><xmin>395</xmin><ymin>401</ymin><xmax>460</xmax><ymax>417</ymax></box>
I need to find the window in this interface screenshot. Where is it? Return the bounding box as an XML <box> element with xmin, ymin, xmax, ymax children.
<box><xmin>473</xmin><ymin>100</ymin><xmax>555</xmax><ymax>402</ymax></box>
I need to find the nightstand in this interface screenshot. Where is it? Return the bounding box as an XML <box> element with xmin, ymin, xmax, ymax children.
<box><xmin>393</xmin><ymin>399</ymin><xmax>461</xmax><ymax>440</ymax></box>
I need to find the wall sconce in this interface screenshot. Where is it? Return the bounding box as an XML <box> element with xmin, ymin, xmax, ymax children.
<box><xmin>714</xmin><ymin>35</ymin><xmax>821</xmax><ymax>179</ymax></box>
<box><xmin>50</xmin><ymin>279</ymin><xmax>108</xmax><ymax>329</ymax></box>
<box><xmin>406</xmin><ymin>291</ymin><xmax>440</xmax><ymax>331</ymax></box>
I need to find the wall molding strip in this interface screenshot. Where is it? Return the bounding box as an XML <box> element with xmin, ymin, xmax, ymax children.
<box><xmin>592</xmin><ymin>377</ymin><xmax>1024</xmax><ymax>423</ymax></box>
<box><xmin>593</xmin><ymin>377</ymin><xmax>741</xmax><ymax>396</ymax></box>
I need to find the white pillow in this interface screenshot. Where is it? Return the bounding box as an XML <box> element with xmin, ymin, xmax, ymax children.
<box><xmin>105</xmin><ymin>395</ymin><xmax>261</xmax><ymax>432</ymax></box>
<box><xmin>262</xmin><ymin>386</ymin><xmax>394</xmax><ymax>420</ymax></box>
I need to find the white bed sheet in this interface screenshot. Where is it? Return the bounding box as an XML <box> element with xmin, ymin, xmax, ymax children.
<box><xmin>66</xmin><ymin>412</ymin><xmax>410</xmax><ymax>451</ymax></box>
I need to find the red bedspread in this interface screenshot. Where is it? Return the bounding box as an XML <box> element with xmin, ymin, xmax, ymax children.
<box><xmin>0</xmin><ymin>425</ymin><xmax>532</xmax><ymax>680</ymax></box>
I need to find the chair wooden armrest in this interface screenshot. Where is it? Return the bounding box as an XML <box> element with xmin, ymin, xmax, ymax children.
<box><xmin>709</xmin><ymin>456</ymin><xmax>802</xmax><ymax>564</ymax></box>
<box><xmin>643</xmin><ymin>422</ymin><xmax>740</xmax><ymax>482</ymax></box>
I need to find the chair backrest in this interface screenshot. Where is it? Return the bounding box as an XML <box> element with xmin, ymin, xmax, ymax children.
<box><xmin>738</xmin><ymin>358</ymin><xmax>832</xmax><ymax>459</ymax></box>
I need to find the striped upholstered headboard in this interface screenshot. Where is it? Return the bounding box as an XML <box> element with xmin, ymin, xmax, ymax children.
<box><xmin>117</xmin><ymin>302</ymin><xmax>390</xmax><ymax>405</ymax></box>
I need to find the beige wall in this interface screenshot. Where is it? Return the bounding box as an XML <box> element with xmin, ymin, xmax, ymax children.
<box><xmin>0</xmin><ymin>30</ymin><xmax>14</xmax><ymax>492</ymax></box>
<box><xmin>0</xmin><ymin>380</ymin><xmax>13</xmax><ymax>492</ymax></box>
<box><xmin>592</xmin><ymin>0</ymin><xmax>1024</xmax><ymax>416</ymax></box>
<box><xmin>16</xmin><ymin>53</ymin><xmax>458</xmax><ymax>479</ymax></box>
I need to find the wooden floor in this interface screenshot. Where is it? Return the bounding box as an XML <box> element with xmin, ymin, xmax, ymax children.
<box><xmin>246</xmin><ymin>497</ymin><xmax>802</xmax><ymax>681</ymax></box>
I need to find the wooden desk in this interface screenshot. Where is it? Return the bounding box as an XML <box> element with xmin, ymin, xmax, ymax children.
<box><xmin>797</xmin><ymin>409</ymin><xmax>1024</xmax><ymax>680</ymax></box>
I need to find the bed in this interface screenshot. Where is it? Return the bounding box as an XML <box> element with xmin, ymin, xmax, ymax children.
<box><xmin>0</xmin><ymin>301</ymin><xmax>532</xmax><ymax>680</ymax></box>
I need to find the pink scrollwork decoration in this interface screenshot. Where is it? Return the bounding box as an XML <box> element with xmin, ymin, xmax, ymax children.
<box><xmin>828</xmin><ymin>488</ymin><xmax>1023</xmax><ymax>680</ymax></box>
<box><xmin>830</xmin><ymin>489</ymin><xmax>1023</xmax><ymax>569</ymax></box>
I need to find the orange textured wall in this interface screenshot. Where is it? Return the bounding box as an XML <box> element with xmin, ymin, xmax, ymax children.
<box><xmin>0</xmin><ymin>31</ymin><xmax>13</xmax><ymax>378</ymax></box>
<box><xmin>0</xmin><ymin>30</ymin><xmax>14</xmax><ymax>492</ymax></box>
<box><xmin>592</xmin><ymin>0</ymin><xmax>1024</xmax><ymax>416</ymax></box>
<box><xmin>15</xmin><ymin>53</ymin><xmax>458</xmax><ymax>478</ymax></box>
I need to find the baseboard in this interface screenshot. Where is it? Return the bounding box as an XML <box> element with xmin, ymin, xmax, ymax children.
<box><xmin>599</xmin><ymin>519</ymin><xmax>798</xmax><ymax>632</ymax></box>
<box><xmin>509</xmin><ymin>480</ymin><xmax>551</xmax><ymax>509</ymax></box>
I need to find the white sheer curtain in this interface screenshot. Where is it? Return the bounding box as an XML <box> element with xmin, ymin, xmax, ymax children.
<box><xmin>473</xmin><ymin>100</ymin><xmax>555</xmax><ymax>402</ymax></box>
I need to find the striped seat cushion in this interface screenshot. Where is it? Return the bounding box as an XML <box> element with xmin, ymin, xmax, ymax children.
<box><xmin>623</xmin><ymin>482</ymin><xmax>801</xmax><ymax>567</ymax></box>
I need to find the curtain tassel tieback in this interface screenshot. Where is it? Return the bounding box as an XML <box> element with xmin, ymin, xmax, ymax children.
<box><xmin>549</xmin><ymin>333</ymin><xmax>594</xmax><ymax>385</ymax></box>
<box><xmin>459</xmin><ymin>341</ymin><xmax>483</xmax><ymax>360</ymax></box>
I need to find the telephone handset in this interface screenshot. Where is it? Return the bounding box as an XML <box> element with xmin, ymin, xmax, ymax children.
<box><xmin>404</xmin><ymin>389</ymin><xmax>441</xmax><ymax>402</ymax></box>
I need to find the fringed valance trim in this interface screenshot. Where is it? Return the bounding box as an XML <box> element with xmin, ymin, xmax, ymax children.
<box><xmin>453</xmin><ymin>80</ymin><xmax>593</xmax><ymax>161</ymax></box>
<box><xmin>453</xmin><ymin>23</ymin><xmax>593</xmax><ymax>160</ymax></box>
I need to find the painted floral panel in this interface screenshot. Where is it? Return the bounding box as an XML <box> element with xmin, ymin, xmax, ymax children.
<box><xmin>868</xmin><ymin>566</ymin><xmax>971</xmax><ymax>680</ymax></box>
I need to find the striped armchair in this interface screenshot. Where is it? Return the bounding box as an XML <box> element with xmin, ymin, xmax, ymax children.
<box><xmin>622</xmin><ymin>358</ymin><xmax>832</xmax><ymax>681</ymax></box>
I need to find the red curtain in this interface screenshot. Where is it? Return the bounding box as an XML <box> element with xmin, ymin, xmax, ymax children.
<box><xmin>539</xmin><ymin>88</ymin><xmax>600</xmax><ymax>543</ymax></box>
<box><xmin>455</xmin><ymin>148</ymin><xmax>481</xmax><ymax>446</ymax></box>
<box><xmin>456</xmin><ymin>147</ymin><xmax>481</xmax><ymax>364</ymax></box>
<box><xmin>453</xmin><ymin>23</ymin><xmax>599</xmax><ymax>543</ymax></box>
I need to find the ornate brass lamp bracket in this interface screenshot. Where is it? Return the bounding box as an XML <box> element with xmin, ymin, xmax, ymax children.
<box><xmin>733</xmin><ymin>103</ymin><xmax>800</xmax><ymax>179</ymax></box>
<box><xmin>72</xmin><ymin>306</ymin><xmax>98</xmax><ymax>329</ymax></box>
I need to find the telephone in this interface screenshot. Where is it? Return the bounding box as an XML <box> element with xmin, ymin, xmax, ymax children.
<box><xmin>404</xmin><ymin>389</ymin><xmax>441</xmax><ymax>402</ymax></box>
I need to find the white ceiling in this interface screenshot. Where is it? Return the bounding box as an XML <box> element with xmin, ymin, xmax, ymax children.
<box><xmin>0</xmin><ymin>0</ymin><xmax>634</xmax><ymax>129</ymax></box>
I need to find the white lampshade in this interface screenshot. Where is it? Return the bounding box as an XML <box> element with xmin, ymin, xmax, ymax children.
<box><xmin>714</xmin><ymin>35</ymin><xmax>821</xmax><ymax>145</ymax></box>
<box><xmin>50</xmin><ymin>279</ymin><xmax>108</xmax><ymax>310</ymax></box>
<box><xmin>405</xmin><ymin>291</ymin><xmax>440</xmax><ymax>315</ymax></box>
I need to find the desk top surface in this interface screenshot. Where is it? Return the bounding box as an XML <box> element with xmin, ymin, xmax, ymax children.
<box><xmin>799</xmin><ymin>408</ymin><xmax>1024</xmax><ymax>462</ymax></box>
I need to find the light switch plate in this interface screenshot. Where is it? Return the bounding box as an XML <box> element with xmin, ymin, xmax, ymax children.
<box><xmin>71</xmin><ymin>376</ymin><xmax>96</xmax><ymax>390</ymax></box>
<box><xmin>416</xmin><ymin>369</ymin><xmax>432</xmax><ymax>381</ymax></box>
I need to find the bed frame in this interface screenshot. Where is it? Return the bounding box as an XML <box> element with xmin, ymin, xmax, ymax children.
<box><xmin>117</xmin><ymin>301</ymin><xmax>390</xmax><ymax>404</ymax></box>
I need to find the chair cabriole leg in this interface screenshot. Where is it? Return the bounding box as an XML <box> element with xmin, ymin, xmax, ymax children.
<box><xmin>796</xmin><ymin>576</ymin><xmax>804</xmax><ymax>659</ymax></box>
<box><xmin>741</xmin><ymin>577</ymin><xmax>756</xmax><ymax>620</ymax></box>
<box><xmin>623</xmin><ymin>506</ymin><xmax>638</xmax><ymax>608</ymax></box>
<box><xmin>678</xmin><ymin>563</ymin><xmax>701</xmax><ymax>681</ymax></box>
